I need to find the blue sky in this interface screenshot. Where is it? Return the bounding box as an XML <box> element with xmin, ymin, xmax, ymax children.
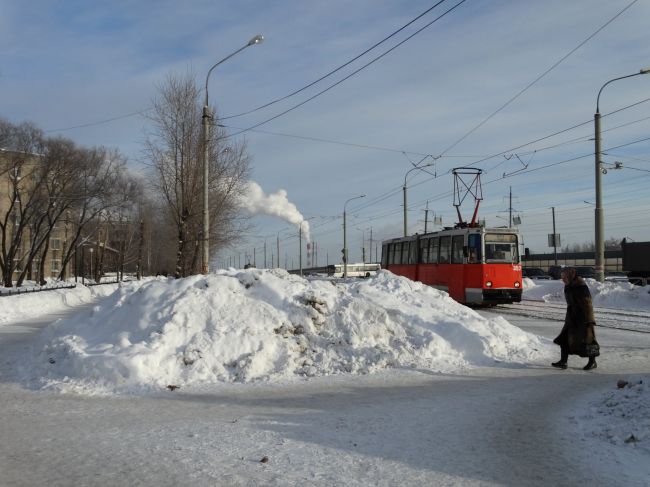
<box><xmin>2</xmin><ymin>0</ymin><xmax>650</xmax><ymax>268</ymax></box>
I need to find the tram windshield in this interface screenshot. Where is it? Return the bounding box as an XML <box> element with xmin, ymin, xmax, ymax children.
<box><xmin>484</xmin><ymin>233</ymin><xmax>519</xmax><ymax>263</ymax></box>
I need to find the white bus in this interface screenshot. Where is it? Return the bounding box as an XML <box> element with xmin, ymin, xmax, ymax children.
<box><xmin>327</xmin><ymin>263</ymin><xmax>381</xmax><ymax>278</ymax></box>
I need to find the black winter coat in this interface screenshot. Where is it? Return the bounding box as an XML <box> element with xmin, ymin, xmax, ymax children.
<box><xmin>553</xmin><ymin>277</ymin><xmax>600</xmax><ymax>357</ymax></box>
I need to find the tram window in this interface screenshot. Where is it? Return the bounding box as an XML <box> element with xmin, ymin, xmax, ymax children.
<box><xmin>485</xmin><ymin>233</ymin><xmax>519</xmax><ymax>263</ymax></box>
<box><xmin>409</xmin><ymin>240</ymin><xmax>418</xmax><ymax>264</ymax></box>
<box><xmin>381</xmin><ymin>245</ymin><xmax>388</xmax><ymax>267</ymax></box>
<box><xmin>430</xmin><ymin>237</ymin><xmax>439</xmax><ymax>264</ymax></box>
<box><xmin>419</xmin><ymin>238</ymin><xmax>429</xmax><ymax>263</ymax></box>
<box><xmin>439</xmin><ymin>236</ymin><xmax>451</xmax><ymax>263</ymax></box>
<box><xmin>451</xmin><ymin>235</ymin><xmax>464</xmax><ymax>263</ymax></box>
<box><xmin>390</xmin><ymin>243</ymin><xmax>400</xmax><ymax>265</ymax></box>
<box><xmin>402</xmin><ymin>241</ymin><xmax>411</xmax><ymax>264</ymax></box>
<box><xmin>468</xmin><ymin>234</ymin><xmax>482</xmax><ymax>263</ymax></box>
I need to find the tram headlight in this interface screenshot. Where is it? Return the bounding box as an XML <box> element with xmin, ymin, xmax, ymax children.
<box><xmin>485</xmin><ymin>281</ymin><xmax>493</xmax><ymax>287</ymax></box>
<box><xmin>514</xmin><ymin>281</ymin><xmax>521</xmax><ymax>288</ymax></box>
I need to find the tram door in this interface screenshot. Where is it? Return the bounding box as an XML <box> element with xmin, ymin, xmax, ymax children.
<box><xmin>447</xmin><ymin>234</ymin><xmax>466</xmax><ymax>302</ymax></box>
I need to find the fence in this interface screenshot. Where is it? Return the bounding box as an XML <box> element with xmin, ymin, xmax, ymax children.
<box><xmin>522</xmin><ymin>250</ymin><xmax>623</xmax><ymax>273</ymax></box>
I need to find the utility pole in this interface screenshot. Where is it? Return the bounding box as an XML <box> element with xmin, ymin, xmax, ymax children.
<box><xmin>423</xmin><ymin>201</ymin><xmax>430</xmax><ymax>233</ymax></box>
<box><xmin>509</xmin><ymin>187</ymin><xmax>513</xmax><ymax>227</ymax></box>
<box><xmin>137</xmin><ymin>219</ymin><xmax>144</xmax><ymax>280</ymax></box>
<box><xmin>552</xmin><ymin>207</ymin><xmax>558</xmax><ymax>265</ymax></box>
<box><xmin>299</xmin><ymin>223</ymin><xmax>303</xmax><ymax>276</ymax></box>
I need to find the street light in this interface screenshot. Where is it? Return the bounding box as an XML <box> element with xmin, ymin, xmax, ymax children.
<box><xmin>594</xmin><ymin>67</ymin><xmax>649</xmax><ymax>282</ymax></box>
<box><xmin>298</xmin><ymin>218</ymin><xmax>314</xmax><ymax>277</ymax></box>
<box><xmin>276</xmin><ymin>227</ymin><xmax>290</xmax><ymax>269</ymax></box>
<box><xmin>89</xmin><ymin>248</ymin><xmax>94</xmax><ymax>282</ymax></box>
<box><xmin>403</xmin><ymin>159</ymin><xmax>435</xmax><ymax>237</ymax></box>
<box><xmin>343</xmin><ymin>194</ymin><xmax>365</xmax><ymax>278</ymax></box>
<box><xmin>201</xmin><ymin>34</ymin><xmax>264</xmax><ymax>275</ymax></box>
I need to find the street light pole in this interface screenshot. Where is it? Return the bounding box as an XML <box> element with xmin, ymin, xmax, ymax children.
<box><xmin>594</xmin><ymin>67</ymin><xmax>649</xmax><ymax>282</ymax></box>
<box><xmin>343</xmin><ymin>194</ymin><xmax>365</xmax><ymax>278</ymax></box>
<box><xmin>403</xmin><ymin>159</ymin><xmax>434</xmax><ymax>237</ymax></box>
<box><xmin>201</xmin><ymin>34</ymin><xmax>264</xmax><ymax>275</ymax></box>
<box><xmin>299</xmin><ymin>223</ymin><xmax>303</xmax><ymax>276</ymax></box>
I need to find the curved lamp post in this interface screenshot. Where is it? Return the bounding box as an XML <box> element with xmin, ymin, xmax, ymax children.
<box><xmin>201</xmin><ymin>34</ymin><xmax>264</xmax><ymax>275</ymax></box>
<box><xmin>594</xmin><ymin>67</ymin><xmax>649</xmax><ymax>282</ymax></box>
<box><xmin>403</xmin><ymin>161</ymin><xmax>434</xmax><ymax>236</ymax></box>
<box><xmin>343</xmin><ymin>194</ymin><xmax>365</xmax><ymax>278</ymax></box>
<box><xmin>276</xmin><ymin>227</ymin><xmax>289</xmax><ymax>269</ymax></box>
<box><xmin>298</xmin><ymin>218</ymin><xmax>315</xmax><ymax>277</ymax></box>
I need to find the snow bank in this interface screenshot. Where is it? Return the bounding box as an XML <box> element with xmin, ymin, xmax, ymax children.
<box><xmin>523</xmin><ymin>278</ymin><xmax>650</xmax><ymax>311</ymax></box>
<box><xmin>0</xmin><ymin>282</ymin><xmax>121</xmax><ymax>325</ymax></box>
<box><xmin>16</xmin><ymin>269</ymin><xmax>549</xmax><ymax>393</ymax></box>
<box><xmin>573</xmin><ymin>376</ymin><xmax>650</xmax><ymax>472</ymax></box>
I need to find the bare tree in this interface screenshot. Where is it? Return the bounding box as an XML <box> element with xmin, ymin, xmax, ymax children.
<box><xmin>0</xmin><ymin>122</ymin><xmax>47</xmax><ymax>286</ymax></box>
<box><xmin>143</xmin><ymin>71</ymin><xmax>251</xmax><ymax>278</ymax></box>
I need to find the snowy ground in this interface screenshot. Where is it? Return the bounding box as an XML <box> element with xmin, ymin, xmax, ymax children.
<box><xmin>0</xmin><ymin>270</ymin><xmax>648</xmax><ymax>486</ymax></box>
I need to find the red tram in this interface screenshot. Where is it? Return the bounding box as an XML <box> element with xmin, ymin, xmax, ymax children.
<box><xmin>381</xmin><ymin>226</ymin><xmax>522</xmax><ymax>305</ymax></box>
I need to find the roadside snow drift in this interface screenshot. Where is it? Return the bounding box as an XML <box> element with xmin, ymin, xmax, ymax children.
<box><xmin>16</xmin><ymin>270</ymin><xmax>549</xmax><ymax>393</ymax></box>
<box><xmin>523</xmin><ymin>278</ymin><xmax>650</xmax><ymax>311</ymax></box>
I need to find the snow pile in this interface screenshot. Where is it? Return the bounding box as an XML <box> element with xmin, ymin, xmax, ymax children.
<box><xmin>577</xmin><ymin>376</ymin><xmax>649</xmax><ymax>455</ymax></box>
<box><xmin>15</xmin><ymin>269</ymin><xmax>549</xmax><ymax>393</ymax></box>
<box><xmin>0</xmin><ymin>282</ymin><xmax>121</xmax><ymax>325</ymax></box>
<box><xmin>523</xmin><ymin>278</ymin><xmax>650</xmax><ymax>311</ymax></box>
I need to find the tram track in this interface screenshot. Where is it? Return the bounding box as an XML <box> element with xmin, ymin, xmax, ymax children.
<box><xmin>495</xmin><ymin>300</ymin><xmax>650</xmax><ymax>334</ymax></box>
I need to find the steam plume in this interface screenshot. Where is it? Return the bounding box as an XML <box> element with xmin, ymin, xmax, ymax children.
<box><xmin>240</xmin><ymin>181</ymin><xmax>311</xmax><ymax>241</ymax></box>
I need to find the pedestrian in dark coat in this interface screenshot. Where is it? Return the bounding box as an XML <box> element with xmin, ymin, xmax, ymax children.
<box><xmin>552</xmin><ymin>267</ymin><xmax>600</xmax><ymax>370</ymax></box>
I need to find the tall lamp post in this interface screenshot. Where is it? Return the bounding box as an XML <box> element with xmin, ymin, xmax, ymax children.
<box><xmin>277</xmin><ymin>228</ymin><xmax>287</xmax><ymax>269</ymax></box>
<box><xmin>201</xmin><ymin>34</ymin><xmax>264</xmax><ymax>275</ymax></box>
<box><xmin>403</xmin><ymin>160</ymin><xmax>434</xmax><ymax>237</ymax></box>
<box><xmin>594</xmin><ymin>67</ymin><xmax>649</xmax><ymax>282</ymax></box>
<box><xmin>343</xmin><ymin>194</ymin><xmax>365</xmax><ymax>278</ymax></box>
<box><xmin>298</xmin><ymin>218</ymin><xmax>314</xmax><ymax>276</ymax></box>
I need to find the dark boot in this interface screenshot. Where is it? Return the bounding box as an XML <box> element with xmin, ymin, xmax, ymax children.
<box><xmin>583</xmin><ymin>358</ymin><xmax>597</xmax><ymax>371</ymax></box>
<box><xmin>552</xmin><ymin>345</ymin><xmax>568</xmax><ymax>369</ymax></box>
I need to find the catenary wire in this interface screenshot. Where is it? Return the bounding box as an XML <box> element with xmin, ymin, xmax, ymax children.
<box><xmin>437</xmin><ymin>0</ymin><xmax>640</xmax><ymax>157</ymax></box>
<box><xmin>224</xmin><ymin>0</ymin><xmax>468</xmax><ymax>138</ymax></box>
<box><xmin>219</xmin><ymin>1</ymin><xmax>451</xmax><ymax>120</ymax></box>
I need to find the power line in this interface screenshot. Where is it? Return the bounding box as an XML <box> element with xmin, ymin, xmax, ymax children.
<box><xmin>438</xmin><ymin>0</ymin><xmax>640</xmax><ymax>157</ymax></box>
<box><xmin>220</xmin><ymin>124</ymin><xmax>433</xmax><ymax>157</ymax></box>
<box><xmin>45</xmin><ymin>108</ymin><xmax>151</xmax><ymax>133</ymax></box>
<box><xmin>225</xmin><ymin>0</ymin><xmax>468</xmax><ymax>138</ymax></box>
<box><xmin>220</xmin><ymin>1</ymin><xmax>451</xmax><ymax>120</ymax></box>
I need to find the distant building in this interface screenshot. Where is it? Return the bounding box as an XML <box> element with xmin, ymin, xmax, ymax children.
<box><xmin>0</xmin><ymin>148</ymin><xmax>72</xmax><ymax>284</ymax></box>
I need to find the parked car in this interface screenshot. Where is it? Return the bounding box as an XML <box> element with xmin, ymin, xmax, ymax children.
<box><xmin>575</xmin><ymin>266</ymin><xmax>596</xmax><ymax>279</ymax></box>
<box><xmin>547</xmin><ymin>265</ymin><xmax>595</xmax><ymax>280</ymax></box>
<box><xmin>548</xmin><ymin>265</ymin><xmax>564</xmax><ymax>280</ymax></box>
<box><xmin>605</xmin><ymin>271</ymin><xmax>629</xmax><ymax>283</ymax></box>
<box><xmin>522</xmin><ymin>267</ymin><xmax>551</xmax><ymax>279</ymax></box>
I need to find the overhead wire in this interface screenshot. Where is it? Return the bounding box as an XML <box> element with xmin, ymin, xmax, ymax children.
<box><xmin>437</xmin><ymin>0</ymin><xmax>640</xmax><ymax>157</ymax></box>
<box><xmin>224</xmin><ymin>0</ymin><xmax>468</xmax><ymax>138</ymax></box>
<box><xmin>351</xmin><ymin>96</ymin><xmax>650</xmax><ymax>217</ymax></box>
<box><xmin>220</xmin><ymin>0</ymin><xmax>451</xmax><ymax>120</ymax></box>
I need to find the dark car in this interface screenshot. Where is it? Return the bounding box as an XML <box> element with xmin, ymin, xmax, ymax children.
<box><xmin>548</xmin><ymin>265</ymin><xmax>564</xmax><ymax>279</ymax></box>
<box><xmin>523</xmin><ymin>267</ymin><xmax>551</xmax><ymax>279</ymax></box>
<box><xmin>548</xmin><ymin>265</ymin><xmax>596</xmax><ymax>280</ymax></box>
<box><xmin>575</xmin><ymin>266</ymin><xmax>595</xmax><ymax>279</ymax></box>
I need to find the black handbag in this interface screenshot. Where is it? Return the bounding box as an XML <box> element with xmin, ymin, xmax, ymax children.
<box><xmin>584</xmin><ymin>342</ymin><xmax>600</xmax><ymax>357</ymax></box>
